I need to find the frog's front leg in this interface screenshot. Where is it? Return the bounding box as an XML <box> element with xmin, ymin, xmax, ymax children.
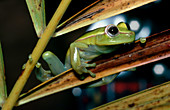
<box><xmin>70</xmin><ymin>42</ymin><xmax>96</xmax><ymax>78</ymax></box>
<box><xmin>35</xmin><ymin>51</ymin><xmax>66</xmax><ymax>82</ymax></box>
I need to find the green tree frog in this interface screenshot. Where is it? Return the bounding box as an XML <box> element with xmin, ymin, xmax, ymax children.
<box><xmin>35</xmin><ymin>22</ymin><xmax>135</xmax><ymax>87</ymax></box>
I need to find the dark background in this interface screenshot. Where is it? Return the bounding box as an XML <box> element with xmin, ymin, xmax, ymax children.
<box><xmin>0</xmin><ymin>0</ymin><xmax>169</xmax><ymax>110</ymax></box>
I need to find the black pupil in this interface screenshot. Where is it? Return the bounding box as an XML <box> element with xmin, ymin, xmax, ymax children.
<box><xmin>108</xmin><ymin>26</ymin><xmax>118</xmax><ymax>36</ymax></box>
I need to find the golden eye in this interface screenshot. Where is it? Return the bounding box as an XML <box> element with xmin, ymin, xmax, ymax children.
<box><xmin>105</xmin><ymin>24</ymin><xmax>119</xmax><ymax>37</ymax></box>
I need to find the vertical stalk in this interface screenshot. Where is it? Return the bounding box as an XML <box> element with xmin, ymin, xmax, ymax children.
<box><xmin>2</xmin><ymin>0</ymin><xmax>71</xmax><ymax>110</ymax></box>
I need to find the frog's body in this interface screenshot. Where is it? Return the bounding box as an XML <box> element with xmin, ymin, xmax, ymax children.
<box><xmin>65</xmin><ymin>42</ymin><xmax>121</xmax><ymax>77</ymax></box>
<box><xmin>36</xmin><ymin>22</ymin><xmax>135</xmax><ymax>87</ymax></box>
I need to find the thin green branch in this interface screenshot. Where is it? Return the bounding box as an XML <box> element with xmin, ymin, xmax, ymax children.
<box><xmin>2</xmin><ymin>0</ymin><xmax>71</xmax><ymax>110</ymax></box>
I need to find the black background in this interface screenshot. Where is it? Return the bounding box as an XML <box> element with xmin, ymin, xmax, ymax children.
<box><xmin>0</xmin><ymin>0</ymin><xmax>169</xmax><ymax>110</ymax></box>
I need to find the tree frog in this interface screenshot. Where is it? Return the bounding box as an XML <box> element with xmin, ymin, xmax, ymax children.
<box><xmin>35</xmin><ymin>22</ymin><xmax>135</xmax><ymax>87</ymax></box>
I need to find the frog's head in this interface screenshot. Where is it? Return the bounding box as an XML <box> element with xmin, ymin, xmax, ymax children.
<box><xmin>96</xmin><ymin>22</ymin><xmax>135</xmax><ymax>45</ymax></box>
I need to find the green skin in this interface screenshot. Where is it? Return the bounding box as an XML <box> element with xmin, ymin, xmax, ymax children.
<box><xmin>36</xmin><ymin>22</ymin><xmax>135</xmax><ymax>87</ymax></box>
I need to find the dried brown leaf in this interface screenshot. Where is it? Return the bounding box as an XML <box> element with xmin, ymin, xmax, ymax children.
<box><xmin>17</xmin><ymin>29</ymin><xmax>170</xmax><ymax>106</ymax></box>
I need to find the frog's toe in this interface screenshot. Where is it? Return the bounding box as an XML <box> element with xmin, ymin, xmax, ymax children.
<box><xmin>28</xmin><ymin>54</ymin><xmax>33</xmax><ymax>63</ymax></box>
<box><xmin>79</xmin><ymin>67</ymin><xmax>96</xmax><ymax>78</ymax></box>
<box><xmin>85</xmin><ymin>63</ymin><xmax>96</xmax><ymax>68</ymax></box>
<box><xmin>87</xmin><ymin>70</ymin><xmax>96</xmax><ymax>78</ymax></box>
<box><xmin>86</xmin><ymin>63</ymin><xmax>96</xmax><ymax>77</ymax></box>
<box><xmin>79</xmin><ymin>70</ymin><xmax>95</xmax><ymax>80</ymax></box>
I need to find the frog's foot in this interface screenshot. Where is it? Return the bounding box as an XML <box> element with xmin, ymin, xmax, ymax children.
<box><xmin>42</xmin><ymin>51</ymin><xmax>66</xmax><ymax>75</ymax></box>
<box><xmin>22</xmin><ymin>63</ymin><xmax>26</xmax><ymax>70</ymax></box>
<box><xmin>87</xmin><ymin>73</ymin><xmax>119</xmax><ymax>88</ymax></box>
<box><xmin>35</xmin><ymin>63</ymin><xmax>53</xmax><ymax>82</ymax></box>
<box><xmin>82</xmin><ymin>62</ymin><xmax>96</xmax><ymax>78</ymax></box>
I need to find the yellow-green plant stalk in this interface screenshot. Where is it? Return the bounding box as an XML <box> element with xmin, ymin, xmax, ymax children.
<box><xmin>2</xmin><ymin>0</ymin><xmax>71</xmax><ymax>110</ymax></box>
<box><xmin>0</xmin><ymin>42</ymin><xmax>7</xmax><ymax>107</ymax></box>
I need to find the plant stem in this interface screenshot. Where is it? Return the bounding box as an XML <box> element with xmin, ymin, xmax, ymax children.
<box><xmin>2</xmin><ymin>0</ymin><xmax>71</xmax><ymax>110</ymax></box>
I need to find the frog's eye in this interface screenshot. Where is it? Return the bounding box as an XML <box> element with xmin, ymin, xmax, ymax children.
<box><xmin>105</xmin><ymin>24</ymin><xmax>119</xmax><ymax>37</ymax></box>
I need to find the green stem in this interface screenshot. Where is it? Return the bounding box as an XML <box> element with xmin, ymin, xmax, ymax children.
<box><xmin>2</xmin><ymin>0</ymin><xmax>71</xmax><ymax>110</ymax></box>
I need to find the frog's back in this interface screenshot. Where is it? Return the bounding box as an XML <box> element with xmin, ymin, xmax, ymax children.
<box><xmin>76</xmin><ymin>27</ymin><xmax>105</xmax><ymax>44</ymax></box>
